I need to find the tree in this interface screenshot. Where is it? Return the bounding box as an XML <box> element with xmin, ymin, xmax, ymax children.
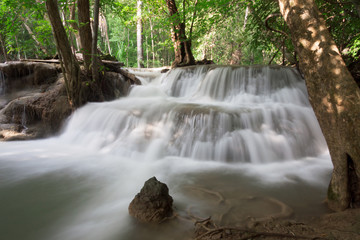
<box><xmin>166</xmin><ymin>0</ymin><xmax>195</xmax><ymax>67</ymax></box>
<box><xmin>278</xmin><ymin>0</ymin><xmax>360</xmax><ymax>211</ymax></box>
<box><xmin>136</xmin><ymin>0</ymin><xmax>144</xmax><ymax>68</ymax></box>
<box><xmin>0</xmin><ymin>0</ymin><xmax>56</xmax><ymax>61</ymax></box>
<box><xmin>46</xmin><ymin>0</ymin><xmax>103</xmax><ymax>107</ymax></box>
<box><xmin>92</xmin><ymin>0</ymin><xmax>101</xmax><ymax>83</ymax></box>
<box><xmin>78</xmin><ymin>0</ymin><xmax>93</xmax><ymax>73</ymax></box>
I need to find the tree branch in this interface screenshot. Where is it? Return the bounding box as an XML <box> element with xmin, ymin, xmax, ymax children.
<box><xmin>265</xmin><ymin>13</ymin><xmax>289</xmax><ymax>38</ymax></box>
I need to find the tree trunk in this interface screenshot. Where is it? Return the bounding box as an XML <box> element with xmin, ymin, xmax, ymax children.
<box><xmin>77</xmin><ymin>0</ymin><xmax>92</xmax><ymax>73</ymax></box>
<box><xmin>243</xmin><ymin>6</ymin><xmax>249</xmax><ymax>30</ymax></box>
<box><xmin>92</xmin><ymin>0</ymin><xmax>100</xmax><ymax>83</ymax></box>
<box><xmin>0</xmin><ymin>33</ymin><xmax>8</xmax><ymax>62</ymax></box>
<box><xmin>126</xmin><ymin>27</ymin><xmax>129</xmax><ymax>67</ymax></box>
<box><xmin>46</xmin><ymin>0</ymin><xmax>81</xmax><ymax>107</ymax></box>
<box><xmin>137</xmin><ymin>0</ymin><xmax>144</xmax><ymax>68</ymax></box>
<box><xmin>149</xmin><ymin>17</ymin><xmax>155</xmax><ymax>66</ymax></box>
<box><xmin>69</xmin><ymin>3</ymin><xmax>81</xmax><ymax>52</ymax></box>
<box><xmin>99</xmin><ymin>13</ymin><xmax>112</xmax><ymax>55</ymax></box>
<box><xmin>278</xmin><ymin>0</ymin><xmax>360</xmax><ymax>211</ymax></box>
<box><xmin>166</xmin><ymin>0</ymin><xmax>195</xmax><ymax>67</ymax></box>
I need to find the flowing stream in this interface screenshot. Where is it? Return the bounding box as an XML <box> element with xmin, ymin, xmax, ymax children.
<box><xmin>0</xmin><ymin>65</ymin><xmax>332</xmax><ymax>240</ymax></box>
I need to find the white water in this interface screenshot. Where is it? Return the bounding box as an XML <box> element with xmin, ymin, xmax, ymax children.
<box><xmin>0</xmin><ymin>65</ymin><xmax>332</xmax><ymax>240</ymax></box>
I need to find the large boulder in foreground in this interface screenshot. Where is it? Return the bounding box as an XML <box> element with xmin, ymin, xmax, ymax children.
<box><xmin>128</xmin><ymin>177</ymin><xmax>173</xmax><ymax>223</ymax></box>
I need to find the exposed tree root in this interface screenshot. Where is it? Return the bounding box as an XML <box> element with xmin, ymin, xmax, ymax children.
<box><xmin>194</xmin><ymin>217</ymin><xmax>328</xmax><ymax>240</ymax></box>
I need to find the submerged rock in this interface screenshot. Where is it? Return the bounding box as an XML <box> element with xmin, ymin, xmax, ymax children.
<box><xmin>128</xmin><ymin>177</ymin><xmax>173</xmax><ymax>223</ymax></box>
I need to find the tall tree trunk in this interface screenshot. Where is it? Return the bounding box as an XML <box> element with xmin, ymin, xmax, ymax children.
<box><xmin>92</xmin><ymin>0</ymin><xmax>100</xmax><ymax>83</ymax></box>
<box><xmin>166</xmin><ymin>0</ymin><xmax>195</xmax><ymax>67</ymax></box>
<box><xmin>46</xmin><ymin>0</ymin><xmax>81</xmax><ymax>107</ymax></box>
<box><xmin>137</xmin><ymin>0</ymin><xmax>144</xmax><ymax>68</ymax></box>
<box><xmin>149</xmin><ymin>17</ymin><xmax>155</xmax><ymax>66</ymax></box>
<box><xmin>0</xmin><ymin>33</ymin><xmax>8</xmax><ymax>62</ymax></box>
<box><xmin>69</xmin><ymin>3</ymin><xmax>81</xmax><ymax>52</ymax></box>
<box><xmin>126</xmin><ymin>27</ymin><xmax>129</xmax><ymax>67</ymax></box>
<box><xmin>77</xmin><ymin>0</ymin><xmax>92</xmax><ymax>73</ymax></box>
<box><xmin>145</xmin><ymin>35</ymin><xmax>149</xmax><ymax>68</ymax></box>
<box><xmin>243</xmin><ymin>6</ymin><xmax>249</xmax><ymax>30</ymax></box>
<box><xmin>99</xmin><ymin>13</ymin><xmax>112</xmax><ymax>55</ymax></box>
<box><xmin>278</xmin><ymin>0</ymin><xmax>360</xmax><ymax>211</ymax></box>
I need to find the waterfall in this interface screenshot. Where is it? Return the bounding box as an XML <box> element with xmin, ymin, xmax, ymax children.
<box><xmin>0</xmin><ymin>65</ymin><xmax>332</xmax><ymax>240</ymax></box>
<box><xmin>21</xmin><ymin>104</ymin><xmax>28</xmax><ymax>132</ymax></box>
<box><xmin>60</xmin><ymin>65</ymin><xmax>327</xmax><ymax>163</ymax></box>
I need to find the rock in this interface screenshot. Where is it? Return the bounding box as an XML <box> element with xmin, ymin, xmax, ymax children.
<box><xmin>0</xmin><ymin>61</ymin><xmax>135</xmax><ymax>141</ymax></box>
<box><xmin>0</xmin><ymin>76</ymin><xmax>72</xmax><ymax>140</ymax></box>
<box><xmin>161</xmin><ymin>68</ymin><xmax>170</xmax><ymax>73</ymax></box>
<box><xmin>128</xmin><ymin>177</ymin><xmax>173</xmax><ymax>223</ymax></box>
<box><xmin>0</xmin><ymin>62</ymin><xmax>58</xmax><ymax>93</ymax></box>
<box><xmin>103</xmin><ymin>72</ymin><xmax>131</xmax><ymax>100</ymax></box>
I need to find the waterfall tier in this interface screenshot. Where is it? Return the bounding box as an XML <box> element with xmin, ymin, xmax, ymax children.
<box><xmin>60</xmin><ymin>65</ymin><xmax>327</xmax><ymax>163</ymax></box>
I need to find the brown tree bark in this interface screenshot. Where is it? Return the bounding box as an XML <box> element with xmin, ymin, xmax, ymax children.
<box><xmin>46</xmin><ymin>0</ymin><xmax>104</xmax><ymax>107</ymax></box>
<box><xmin>46</xmin><ymin>0</ymin><xmax>81</xmax><ymax>107</ymax></box>
<box><xmin>0</xmin><ymin>33</ymin><xmax>8</xmax><ymax>62</ymax></box>
<box><xmin>69</xmin><ymin>3</ymin><xmax>81</xmax><ymax>52</ymax></box>
<box><xmin>92</xmin><ymin>0</ymin><xmax>100</xmax><ymax>84</ymax></box>
<box><xmin>77</xmin><ymin>0</ymin><xmax>93</xmax><ymax>73</ymax></box>
<box><xmin>166</xmin><ymin>0</ymin><xmax>195</xmax><ymax>67</ymax></box>
<box><xmin>278</xmin><ymin>0</ymin><xmax>360</xmax><ymax>211</ymax></box>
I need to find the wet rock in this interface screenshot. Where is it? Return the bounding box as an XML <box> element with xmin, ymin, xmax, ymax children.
<box><xmin>0</xmin><ymin>76</ymin><xmax>72</xmax><ymax>140</ymax></box>
<box><xmin>0</xmin><ymin>61</ymin><xmax>135</xmax><ymax>140</ymax></box>
<box><xmin>103</xmin><ymin>72</ymin><xmax>131</xmax><ymax>100</ymax></box>
<box><xmin>0</xmin><ymin>62</ymin><xmax>58</xmax><ymax>93</ymax></box>
<box><xmin>128</xmin><ymin>177</ymin><xmax>173</xmax><ymax>223</ymax></box>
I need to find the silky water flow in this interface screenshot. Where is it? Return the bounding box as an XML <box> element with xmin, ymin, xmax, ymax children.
<box><xmin>0</xmin><ymin>65</ymin><xmax>332</xmax><ymax>240</ymax></box>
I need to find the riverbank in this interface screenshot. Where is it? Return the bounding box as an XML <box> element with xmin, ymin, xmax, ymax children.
<box><xmin>191</xmin><ymin>208</ymin><xmax>360</xmax><ymax>239</ymax></box>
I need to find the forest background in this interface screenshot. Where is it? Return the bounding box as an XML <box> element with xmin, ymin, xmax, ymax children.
<box><xmin>0</xmin><ymin>0</ymin><xmax>359</xmax><ymax>69</ymax></box>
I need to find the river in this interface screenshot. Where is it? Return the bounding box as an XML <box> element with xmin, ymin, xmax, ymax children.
<box><xmin>0</xmin><ymin>65</ymin><xmax>332</xmax><ymax>240</ymax></box>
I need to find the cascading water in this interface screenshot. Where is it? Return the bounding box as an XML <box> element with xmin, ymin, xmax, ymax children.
<box><xmin>0</xmin><ymin>65</ymin><xmax>332</xmax><ymax>240</ymax></box>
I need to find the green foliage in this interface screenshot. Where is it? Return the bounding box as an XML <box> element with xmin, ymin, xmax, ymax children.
<box><xmin>316</xmin><ymin>0</ymin><xmax>360</xmax><ymax>62</ymax></box>
<box><xmin>0</xmin><ymin>0</ymin><xmax>358</xmax><ymax>66</ymax></box>
<box><xmin>0</xmin><ymin>0</ymin><xmax>55</xmax><ymax>61</ymax></box>
<box><xmin>349</xmin><ymin>34</ymin><xmax>360</xmax><ymax>59</ymax></box>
